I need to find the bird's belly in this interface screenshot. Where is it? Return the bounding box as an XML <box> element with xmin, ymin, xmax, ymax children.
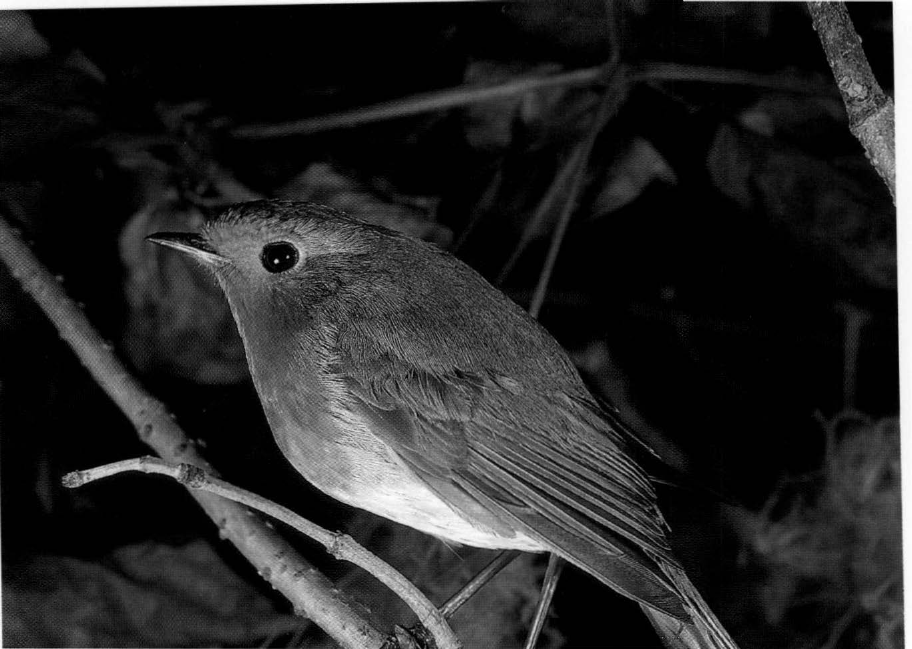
<box><xmin>266</xmin><ymin>405</ymin><xmax>542</xmax><ymax>551</ymax></box>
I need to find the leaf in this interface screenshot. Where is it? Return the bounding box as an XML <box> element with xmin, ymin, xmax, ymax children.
<box><xmin>707</xmin><ymin>123</ymin><xmax>895</xmax><ymax>290</ymax></box>
<box><xmin>0</xmin><ymin>12</ymin><xmax>50</xmax><ymax>62</ymax></box>
<box><xmin>737</xmin><ymin>93</ymin><xmax>848</xmax><ymax>143</ymax></box>
<box><xmin>119</xmin><ymin>197</ymin><xmax>247</xmax><ymax>384</ymax></box>
<box><xmin>590</xmin><ymin>137</ymin><xmax>676</xmax><ymax>217</ymax></box>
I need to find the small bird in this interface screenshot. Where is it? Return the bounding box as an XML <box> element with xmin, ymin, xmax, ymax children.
<box><xmin>149</xmin><ymin>200</ymin><xmax>739</xmax><ymax>649</ymax></box>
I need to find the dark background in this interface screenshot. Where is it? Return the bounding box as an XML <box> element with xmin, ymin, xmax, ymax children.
<box><xmin>0</xmin><ymin>2</ymin><xmax>898</xmax><ymax>648</ymax></box>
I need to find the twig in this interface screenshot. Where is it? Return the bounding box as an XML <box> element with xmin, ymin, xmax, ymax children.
<box><xmin>522</xmin><ymin>554</ymin><xmax>565</xmax><ymax>649</ymax></box>
<box><xmin>495</xmin><ymin>145</ymin><xmax>585</xmax><ymax>287</ymax></box>
<box><xmin>632</xmin><ymin>62</ymin><xmax>836</xmax><ymax>95</ymax></box>
<box><xmin>438</xmin><ymin>550</ymin><xmax>522</xmax><ymax>619</ymax></box>
<box><xmin>232</xmin><ymin>65</ymin><xmax>607</xmax><ymax>139</ymax></box>
<box><xmin>806</xmin><ymin>2</ymin><xmax>895</xmax><ymax>200</ymax></box>
<box><xmin>816</xmin><ymin>604</ymin><xmax>859</xmax><ymax>649</ymax></box>
<box><xmin>0</xmin><ymin>214</ymin><xmax>383</xmax><ymax>649</ymax></box>
<box><xmin>836</xmin><ymin>301</ymin><xmax>870</xmax><ymax>409</ymax></box>
<box><xmin>528</xmin><ymin>69</ymin><xmax>623</xmax><ymax>319</ymax></box>
<box><xmin>525</xmin><ymin>0</ymin><xmax>624</xmax><ymax>320</ymax></box>
<box><xmin>231</xmin><ymin>61</ymin><xmax>830</xmax><ymax>143</ymax></box>
<box><xmin>450</xmin><ymin>165</ymin><xmax>503</xmax><ymax>254</ymax></box>
<box><xmin>64</xmin><ymin>457</ymin><xmax>462</xmax><ymax>649</ymax></box>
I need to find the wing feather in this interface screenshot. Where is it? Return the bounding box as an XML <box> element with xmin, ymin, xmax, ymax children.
<box><xmin>332</xmin><ymin>332</ymin><xmax>689</xmax><ymax>621</ymax></box>
<box><xmin>473</xmin><ymin>435</ymin><xmax>671</xmax><ymax>554</ymax></box>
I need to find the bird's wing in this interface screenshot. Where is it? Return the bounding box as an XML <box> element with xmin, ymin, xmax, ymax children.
<box><xmin>333</xmin><ymin>345</ymin><xmax>689</xmax><ymax>621</ymax></box>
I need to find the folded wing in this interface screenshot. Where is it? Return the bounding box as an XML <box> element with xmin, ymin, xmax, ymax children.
<box><xmin>334</xmin><ymin>342</ymin><xmax>689</xmax><ymax>622</ymax></box>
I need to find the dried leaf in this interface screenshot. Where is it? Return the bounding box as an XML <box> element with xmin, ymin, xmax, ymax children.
<box><xmin>707</xmin><ymin>123</ymin><xmax>895</xmax><ymax>290</ymax></box>
<box><xmin>738</xmin><ymin>93</ymin><xmax>848</xmax><ymax>143</ymax></box>
<box><xmin>119</xmin><ymin>198</ymin><xmax>247</xmax><ymax>384</ymax></box>
<box><xmin>590</xmin><ymin>136</ymin><xmax>676</xmax><ymax>217</ymax></box>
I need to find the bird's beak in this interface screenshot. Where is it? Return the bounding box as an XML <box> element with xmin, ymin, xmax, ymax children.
<box><xmin>146</xmin><ymin>232</ymin><xmax>225</xmax><ymax>266</ymax></box>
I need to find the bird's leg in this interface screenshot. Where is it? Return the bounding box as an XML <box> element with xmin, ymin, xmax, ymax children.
<box><xmin>522</xmin><ymin>554</ymin><xmax>565</xmax><ymax>649</ymax></box>
<box><xmin>438</xmin><ymin>550</ymin><xmax>522</xmax><ymax>619</ymax></box>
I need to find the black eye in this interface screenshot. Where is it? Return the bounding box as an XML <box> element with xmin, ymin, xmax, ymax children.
<box><xmin>260</xmin><ymin>241</ymin><xmax>299</xmax><ymax>273</ymax></box>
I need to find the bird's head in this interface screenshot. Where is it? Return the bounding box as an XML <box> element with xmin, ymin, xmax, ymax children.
<box><xmin>147</xmin><ymin>200</ymin><xmax>388</xmax><ymax>311</ymax></box>
<box><xmin>152</xmin><ymin>199</ymin><xmax>376</xmax><ymax>279</ymax></box>
<box><xmin>146</xmin><ymin>200</ymin><xmax>412</xmax><ymax>356</ymax></box>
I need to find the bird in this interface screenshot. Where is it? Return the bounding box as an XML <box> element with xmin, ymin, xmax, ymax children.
<box><xmin>148</xmin><ymin>199</ymin><xmax>740</xmax><ymax>649</ymax></box>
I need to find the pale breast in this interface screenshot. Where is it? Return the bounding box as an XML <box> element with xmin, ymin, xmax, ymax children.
<box><xmin>235</xmin><ymin>313</ymin><xmax>541</xmax><ymax>550</ymax></box>
<box><xmin>259</xmin><ymin>382</ymin><xmax>542</xmax><ymax>551</ymax></box>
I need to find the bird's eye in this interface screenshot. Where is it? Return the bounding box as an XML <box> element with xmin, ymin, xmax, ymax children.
<box><xmin>260</xmin><ymin>241</ymin><xmax>299</xmax><ymax>273</ymax></box>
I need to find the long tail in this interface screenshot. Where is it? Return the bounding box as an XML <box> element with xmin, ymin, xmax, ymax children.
<box><xmin>641</xmin><ymin>562</ymin><xmax>740</xmax><ymax>649</ymax></box>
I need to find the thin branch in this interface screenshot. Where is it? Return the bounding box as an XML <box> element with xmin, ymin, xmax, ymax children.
<box><xmin>806</xmin><ymin>1</ymin><xmax>895</xmax><ymax>199</ymax></box>
<box><xmin>528</xmin><ymin>69</ymin><xmax>624</xmax><ymax>319</ymax></box>
<box><xmin>495</xmin><ymin>145</ymin><xmax>586</xmax><ymax>287</ymax></box>
<box><xmin>232</xmin><ymin>65</ymin><xmax>607</xmax><ymax>139</ymax></box>
<box><xmin>231</xmin><ymin>62</ymin><xmax>830</xmax><ymax>142</ymax></box>
<box><xmin>835</xmin><ymin>302</ymin><xmax>870</xmax><ymax>409</ymax></box>
<box><xmin>632</xmin><ymin>62</ymin><xmax>836</xmax><ymax>95</ymax></box>
<box><xmin>450</xmin><ymin>165</ymin><xmax>504</xmax><ymax>254</ymax></box>
<box><xmin>522</xmin><ymin>554</ymin><xmax>564</xmax><ymax>649</ymax></box>
<box><xmin>64</xmin><ymin>457</ymin><xmax>461</xmax><ymax>649</ymax></box>
<box><xmin>525</xmin><ymin>0</ymin><xmax>623</xmax><ymax>320</ymax></box>
<box><xmin>0</xmin><ymin>214</ymin><xmax>384</xmax><ymax>649</ymax></box>
<box><xmin>439</xmin><ymin>550</ymin><xmax>522</xmax><ymax>620</ymax></box>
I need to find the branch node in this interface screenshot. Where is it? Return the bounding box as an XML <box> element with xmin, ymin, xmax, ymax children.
<box><xmin>61</xmin><ymin>470</ymin><xmax>85</xmax><ymax>488</ymax></box>
<box><xmin>216</xmin><ymin>517</ymin><xmax>230</xmax><ymax>540</ymax></box>
<box><xmin>329</xmin><ymin>531</ymin><xmax>348</xmax><ymax>560</ymax></box>
<box><xmin>177</xmin><ymin>462</ymin><xmax>208</xmax><ymax>487</ymax></box>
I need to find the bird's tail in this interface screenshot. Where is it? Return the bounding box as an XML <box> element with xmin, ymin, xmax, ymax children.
<box><xmin>641</xmin><ymin>563</ymin><xmax>741</xmax><ymax>649</ymax></box>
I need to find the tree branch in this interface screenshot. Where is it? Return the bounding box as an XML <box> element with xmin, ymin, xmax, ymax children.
<box><xmin>528</xmin><ymin>66</ymin><xmax>625</xmax><ymax>319</ymax></box>
<box><xmin>231</xmin><ymin>65</ymin><xmax>606</xmax><ymax>139</ymax></box>
<box><xmin>230</xmin><ymin>62</ymin><xmax>826</xmax><ymax>142</ymax></box>
<box><xmin>632</xmin><ymin>62</ymin><xmax>836</xmax><ymax>95</ymax></box>
<box><xmin>807</xmin><ymin>1</ymin><xmax>895</xmax><ymax>200</ymax></box>
<box><xmin>64</xmin><ymin>457</ymin><xmax>461</xmax><ymax>649</ymax></box>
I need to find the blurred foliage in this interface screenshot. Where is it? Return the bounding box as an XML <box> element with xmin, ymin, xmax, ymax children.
<box><xmin>732</xmin><ymin>414</ymin><xmax>901</xmax><ymax>649</ymax></box>
<box><xmin>120</xmin><ymin>197</ymin><xmax>247</xmax><ymax>384</ymax></box>
<box><xmin>4</xmin><ymin>540</ymin><xmax>305</xmax><ymax>647</ymax></box>
<box><xmin>708</xmin><ymin>122</ymin><xmax>894</xmax><ymax>291</ymax></box>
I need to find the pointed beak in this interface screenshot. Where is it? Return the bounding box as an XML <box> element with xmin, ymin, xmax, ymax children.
<box><xmin>146</xmin><ymin>232</ymin><xmax>225</xmax><ymax>266</ymax></box>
